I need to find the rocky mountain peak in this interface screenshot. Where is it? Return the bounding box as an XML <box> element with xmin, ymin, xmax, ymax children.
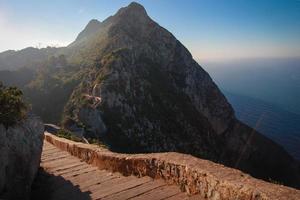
<box><xmin>68</xmin><ymin>2</ymin><xmax>150</xmax><ymax>49</ymax></box>
<box><xmin>114</xmin><ymin>1</ymin><xmax>149</xmax><ymax>23</ymax></box>
<box><xmin>119</xmin><ymin>2</ymin><xmax>147</xmax><ymax>15</ymax></box>
<box><xmin>87</xmin><ymin>19</ymin><xmax>101</xmax><ymax>27</ymax></box>
<box><xmin>74</xmin><ymin>19</ymin><xmax>101</xmax><ymax>42</ymax></box>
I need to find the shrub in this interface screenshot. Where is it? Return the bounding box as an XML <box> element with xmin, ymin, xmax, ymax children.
<box><xmin>0</xmin><ymin>82</ymin><xmax>27</xmax><ymax>128</ymax></box>
<box><xmin>268</xmin><ymin>178</ymin><xmax>283</xmax><ymax>185</ymax></box>
<box><xmin>87</xmin><ymin>138</ymin><xmax>108</xmax><ymax>148</ymax></box>
<box><xmin>57</xmin><ymin>128</ymin><xmax>83</xmax><ymax>142</ymax></box>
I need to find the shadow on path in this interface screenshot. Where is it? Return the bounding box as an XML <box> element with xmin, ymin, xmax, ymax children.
<box><xmin>31</xmin><ymin>168</ymin><xmax>92</xmax><ymax>200</ymax></box>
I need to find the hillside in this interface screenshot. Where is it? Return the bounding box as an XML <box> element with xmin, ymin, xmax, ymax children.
<box><xmin>0</xmin><ymin>2</ymin><xmax>299</xmax><ymax>188</ymax></box>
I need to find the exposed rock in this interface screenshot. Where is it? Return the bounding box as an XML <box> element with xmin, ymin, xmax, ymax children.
<box><xmin>63</xmin><ymin>2</ymin><xmax>300</xmax><ymax>188</ymax></box>
<box><xmin>72</xmin><ymin>19</ymin><xmax>102</xmax><ymax>45</ymax></box>
<box><xmin>0</xmin><ymin>116</ymin><xmax>44</xmax><ymax>200</ymax></box>
<box><xmin>78</xmin><ymin>107</ymin><xmax>107</xmax><ymax>137</ymax></box>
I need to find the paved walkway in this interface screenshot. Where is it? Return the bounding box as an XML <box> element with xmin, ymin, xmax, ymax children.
<box><xmin>31</xmin><ymin>141</ymin><xmax>202</xmax><ymax>200</ymax></box>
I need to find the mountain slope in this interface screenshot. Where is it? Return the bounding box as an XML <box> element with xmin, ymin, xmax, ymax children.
<box><xmin>0</xmin><ymin>2</ymin><xmax>299</xmax><ymax>188</ymax></box>
<box><xmin>62</xmin><ymin>2</ymin><xmax>300</xmax><ymax>187</ymax></box>
<box><xmin>0</xmin><ymin>47</ymin><xmax>59</xmax><ymax>71</ymax></box>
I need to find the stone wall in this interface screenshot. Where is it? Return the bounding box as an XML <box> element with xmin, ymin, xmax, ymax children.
<box><xmin>0</xmin><ymin>117</ymin><xmax>44</xmax><ymax>200</ymax></box>
<box><xmin>45</xmin><ymin>132</ymin><xmax>300</xmax><ymax>200</ymax></box>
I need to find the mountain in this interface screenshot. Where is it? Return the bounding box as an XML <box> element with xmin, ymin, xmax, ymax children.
<box><xmin>73</xmin><ymin>19</ymin><xmax>102</xmax><ymax>44</ymax></box>
<box><xmin>0</xmin><ymin>2</ymin><xmax>299</xmax><ymax>188</ymax></box>
<box><xmin>0</xmin><ymin>47</ymin><xmax>58</xmax><ymax>71</ymax></box>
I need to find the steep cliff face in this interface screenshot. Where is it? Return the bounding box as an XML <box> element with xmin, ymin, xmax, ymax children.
<box><xmin>0</xmin><ymin>116</ymin><xmax>44</xmax><ymax>200</ymax></box>
<box><xmin>62</xmin><ymin>2</ymin><xmax>300</xmax><ymax>187</ymax></box>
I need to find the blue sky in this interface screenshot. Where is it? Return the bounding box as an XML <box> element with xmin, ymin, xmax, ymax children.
<box><xmin>0</xmin><ymin>0</ymin><xmax>299</xmax><ymax>61</ymax></box>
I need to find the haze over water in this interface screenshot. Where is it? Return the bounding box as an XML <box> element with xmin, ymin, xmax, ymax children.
<box><xmin>203</xmin><ymin>58</ymin><xmax>300</xmax><ymax>160</ymax></box>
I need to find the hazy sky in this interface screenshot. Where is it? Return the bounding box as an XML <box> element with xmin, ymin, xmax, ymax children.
<box><xmin>0</xmin><ymin>0</ymin><xmax>299</xmax><ymax>61</ymax></box>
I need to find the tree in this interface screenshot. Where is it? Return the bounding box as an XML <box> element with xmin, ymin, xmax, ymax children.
<box><xmin>0</xmin><ymin>82</ymin><xmax>27</xmax><ymax>128</ymax></box>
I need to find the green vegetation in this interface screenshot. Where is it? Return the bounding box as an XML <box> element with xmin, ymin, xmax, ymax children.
<box><xmin>56</xmin><ymin>128</ymin><xmax>83</xmax><ymax>142</ymax></box>
<box><xmin>268</xmin><ymin>178</ymin><xmax>283</xmax><ymax>185</ymax></box>
<box><xmin>0</xmin><ymin>82</ymin><xmax>27</xmax><ymax>128</ymax></box>
<box><xmin>95</xmin><ymin>73</ymin><xmax>108</xmax><ymax>83</ymax></box>
<box><xmin>87</xmin><ymin>138</ymin><xmax>108</xmax><ymax>148</ymax></box>
<box><xmin>56</xmin><ymin>128</ymin><xmax>107</xmax><ymax>148</ymax></box>
<box><xmin>15</xmin><ymin>55</ymin><xmax>85</xmax><ymax>124</ymax></box>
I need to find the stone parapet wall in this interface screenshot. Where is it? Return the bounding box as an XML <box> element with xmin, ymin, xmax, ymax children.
<box><xmin>44</xmin><ymin>132</ymin><xmax>300</xmax><ymax>200</ymax></box>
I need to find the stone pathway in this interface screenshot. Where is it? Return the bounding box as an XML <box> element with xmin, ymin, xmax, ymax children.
<box><xmin>31</xmin><ymin>141</ymin><xmax>202</xmax><ymax>200</ymax></box>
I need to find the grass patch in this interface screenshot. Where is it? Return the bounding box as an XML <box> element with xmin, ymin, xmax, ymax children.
<box><xmin>87</xmin><ymin>138</ymin><xmax>108</xmax><ymax>149</ymax></box>
<box><xmin>268</xmin><ymin>178</ymin><xmax>283</xmax><ymax>185</ymax></box>
<box><xmin>56</xmin><ymin>129</ymin><xmax>83</xmax><ymax>142</ymax></box>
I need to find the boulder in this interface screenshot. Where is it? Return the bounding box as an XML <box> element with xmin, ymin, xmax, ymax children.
<box><xmin>0</xmin><ymin>116</ymin><xmax>44</xmax><ymax>200</ymax></box>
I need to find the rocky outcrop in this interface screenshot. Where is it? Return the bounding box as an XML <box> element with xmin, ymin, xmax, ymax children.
<box><xmin>63</xmin><ymin>2</ymin><xmax>300</xmax><ymax>188</ymax></box>
<box><xmin>78</xmin><ymin>107</ymin><xmax>107</xmax><ymax>137</ymax></box>
<box><xmin>72</xmin><ymin>19</ymin><xmax>102</xmax><ymax>45</ymax></box>
<box><xmin>44</xmin><ymin>132</ymin><xmax>300</xmax><ymax>200</ymax></box>
<box><xmin>0</xmin><ymin>116</ymin><xmax>44</xmax><ymax>200</ymax></box>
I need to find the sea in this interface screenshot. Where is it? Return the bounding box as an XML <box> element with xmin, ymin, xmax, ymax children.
<box><xmin>202</xmin><ymin>58</ymin><xmax>300</xmax><ymax>160</ymax></box>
